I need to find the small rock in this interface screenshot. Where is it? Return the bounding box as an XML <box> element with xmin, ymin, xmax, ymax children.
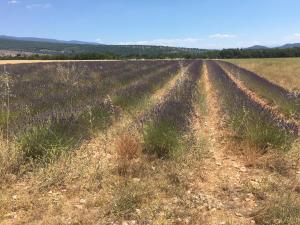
<box><xmin>4</xmin><ymin>212</ymin><xmax>17</xmax><ymax>219</ymax></box>
<box><xmin>296</xmin><ymin>171</ymin><xmax>300</xmax><ymax>174</ymax></box>
<box><xmin>74</xmin><ymin>204</ymin><xmax>83</xmax><ymax>209</ymax></box>
<box><xmin>184</xmin><ymin>218</ymin><xmax>190</xmax><ymax>223</ymax></box>
<box><xmin>294</xmin><ymin>186</ymin><xmax>300</xmax><ymax>193</ymax></box>
<box><xmin>135</xmin><ymin>209</ymin><xmax>141</xmax><ymax>214</ymax></box>
<box><xmin>233</xmin><ymin>163</ymin><xmax>239</xmax><ymax>168</ymax></box>
<box><xmin>219</xmin><ymin>222</ymin><xmax>226</xmax><ymax>225</ymax></box>
<box><xmin>122</xmin><ymin>222</ymin><xmax>129</xmax><ymax>225</ymax></box>
<box><xmin>132</xmin><ymin>178</ymin><xmax>140</xmax><ymax>183</ymax></box>
<box><xmin>79</xmin><ymin>199</ymin><xmax>86</xmax><ymax>204</ymax></box>
<box><xmin>12</xmin><ymin>195</ymin><xmax>17</xmax><ymax>200</ymax></box>
<box><xmin>245</xmin><ymin>198</ymin><xmax>251</xmax><ymax>202</ymax></box>
<box><xmin>240</xmin><ymin>167</ymin><xmax>247</xmax><ymax>172</ymax></box>
<box><xmin>251</xmin><ymin>219</ymin><xmax>256</xmax><ymax>224</ymax></box>
<box><xmin>233</xmin><ymin>197</ymin><xmax>239</xmax><ymax>202</ymax></box>
<box><xmin>216</xmin><ymin>162</ymin><xmax>222</xmax><ymax>166</ymax></box>
<box><xmin>235</xmin><ymin>212</ymin><xmax>243</xmax><ymax>217</ymax></box>
<box><xmin>173</xmin><ymin>197</ymin><xmax>180</xmax><ymax>203</ymax></box>
<box><xmin>247</xmin><ymin>193</ymin><xmax>254</xmax><ymax>198</ymax></box>
<box><xmin>250</xmin><ymin>181</ymin><xmax>260</xmax><ymax>189</ymax></box>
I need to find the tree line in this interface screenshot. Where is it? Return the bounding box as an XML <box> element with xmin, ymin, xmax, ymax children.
<box><xmin>1</xmin><ymin>47</ymin><xmax>300</xmax><ymax>60</ymax></box>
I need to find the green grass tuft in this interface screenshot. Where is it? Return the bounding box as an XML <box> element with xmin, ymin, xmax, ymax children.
<box><xmin>18</xmin><ymin>121</ymin><xmax>84</xmax><ymax>163</ymax></box>
<box><xmin>18</xmin><ymin>106</ymin><xmax>113</xmax><ymax>164</ymax></box>
<box><xmin>229</xmin><ymin>108</ymin><xmax>294</xmax><ymax>151</ymax></box>
<box><xmin>143</xmin><ymin>120</ymin><xmax>182</xmax><ymax>159</ymax></box>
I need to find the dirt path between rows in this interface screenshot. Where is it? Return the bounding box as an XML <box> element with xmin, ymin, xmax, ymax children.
<box><xmin>199</xmin><ymin>62</ymin><xmax>258</xmax><ymax>224</ymax></box>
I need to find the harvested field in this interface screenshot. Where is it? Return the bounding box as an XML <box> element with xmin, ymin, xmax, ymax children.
<box><xmin>0</xmin><ymin>60</ymin><xmax>299</xmax><ymax>225</ymax></box>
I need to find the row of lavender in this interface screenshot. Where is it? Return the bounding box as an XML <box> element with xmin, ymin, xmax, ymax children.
<box><xmin>139</xmin><ymin>60</ymin><xmax>202</xmax><ymax>129</ymax></box>
<box><xmin>218</xmin><ymin>61</ymin><xmax>300</xmax><ymax>119</ymax></box>
<box><xmin>2</xmin><ymin>60</ymin><xmax>169</xmax><ymax>113</ymax></box>
<box><xmin>0</xmin><ymin>60</ymin><xmax>178</xmax><ymax>136</ymax></box>
<box><xmin>207</xmin><ymin>60</ymin><xmax>297</xmax><ymax>149</ymax></box>
<box><xmin>207</xmin><ymin>61</ymin><xmax>298</xmax><ymax>135</ymax></box>
<box><xmin>135</xmin><ymin>60</ymin><xmax>202</xmax><ymax>158</ymax></box>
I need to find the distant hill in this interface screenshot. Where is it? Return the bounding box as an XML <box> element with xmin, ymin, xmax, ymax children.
<box><xmin>246</xmin><ymin>45</ymin><xmax>270</xmax><ymax>50</ymax></box>
<box><xmin>279</xmin><ymin>43</ymin><xmax>300</xmax><ymax>49</ymax></box>
<box><xmin>0</xmin><ymin>36</ymin><xmax>206</xmax><ymax>57</ymax></box>
<box><xmin>0</xmin><ymin>35</ymin><xmax>100</xmax><ymax>45</ymax></box>
<box><xmin>1</xmin><ymin>35</ymin><xmax>300</xmax><ymax>58</ymax></box>
<box><xmin>245</xmin><ymin>43</ymin><xmax>300</xmax><ymax>50</ymax></box>
<box><xmin>246</xmin><ymin>45</ymin><xmax>269</xmax><ymax>50</ymax></box>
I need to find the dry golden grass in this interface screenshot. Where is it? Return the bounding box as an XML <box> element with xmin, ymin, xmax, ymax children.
<box><xmin>115</xmin><ymin>133</ymin><xmax>142</xmax><ymax>175</ymax></box>
<box><xmin>226</xmin><ymin>58</ymin><xmax>300</xmax><ymax>91</ymax></box>
<box><xmin>0</xmin><ymin>133</ymin><xmax>22</xmax><ymax>185</ymax></box>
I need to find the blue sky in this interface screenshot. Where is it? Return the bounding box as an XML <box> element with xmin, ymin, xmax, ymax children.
<box><xmin>1</xmin><ymin>0</ymin><xmax>300</xmax><ymax>49</ymax></box>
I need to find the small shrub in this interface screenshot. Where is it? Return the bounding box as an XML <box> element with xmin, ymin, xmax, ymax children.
<box><xmin>112</xmin><ymin>182</ymin><xmax>144</xmax><ymax>218</ymax></box>
<box><xmin>229</xmin><ymin>109</ymin><xmax>294</xmax><ymax>151</ymax></box>
<box><xmin>264</xmin><ymin>152</ymin><xmax>291</xmax><ymax>176</ymax></box>
<box><xmin>244</xmin><ymin>120</ymin><xmax>294</xmax><ymax>151</ymax></box>
<box><xmin>81</xmin><ymin>105</ymin><xmax>113</xmax><ymax>132</ymax></box>
<box><xmin>143</xmin><ymin>120</ymin><xmax>181</xmax><ymax>159</ymax></box>
<box><xmin>116</xmin><ymin>134</ymin><xmax>141</xmax><ymax>160</ymax></box>
<box><xmin>18</xmin><ymin>120</ymin><xmax>85</xmax><ymax>163</ymax></box>
<box><xmin>116</xmin><ymin>134</ymin><xmax>141</xmax><ymax>175</ymax></box>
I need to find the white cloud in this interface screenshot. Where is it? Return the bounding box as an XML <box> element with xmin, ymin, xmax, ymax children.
<box><xmin>8</xmin><ymin>0</ymin><xmax>20</xmax><ymax>4</ymax></box>
<box><xmin>209</xmin><ymin>33</ymin><xmax>237</xmax><ymax>39</ymax></box>
<box><xmin>118</xmin><ymin>38</ymin><xmax>203</xmax><ymax>48</ymax></box>
<box><xmin>285</xmin><ymin>33</ymin><xmax>300</xmax><ymax>42</ymax></box>
<box><xmin>26</xmin><ymin>3</ymin><xmax>51</xmax><ymax>9</ymax></box>
<box><xmin>95</xmin><ymin>38</ymin><xmax>103</xmax><ymax>43</ymax></box>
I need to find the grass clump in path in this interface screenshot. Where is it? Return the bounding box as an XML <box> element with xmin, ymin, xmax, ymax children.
<box><xmin>143</xmin><ymin>120</ymin><xmax>182</xmax><ymax>159</ymax></box>
<box><xmin>229</xmin><ymin>108</ymin><xmax>295</xmax><ymax>151</ymax></box>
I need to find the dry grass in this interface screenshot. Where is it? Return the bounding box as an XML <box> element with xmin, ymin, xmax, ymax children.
<box><xmin>115</xmin><ymin>133</ymin><xmax>142</xmax><ymax>175</ymax></box>
<box><xmin>0</xmin><ymin>134</ymin><xmax>23</xmax><ymax>185</ymax></box>
<box><xmin>253</xmin><ymin>192</ymin><xmax>300</xmax><ymax>225</ymax></box>
<box><xmin>226</xmin><ymin>58</ymin><xmax>300</xmax><ymax>91</ymax></box>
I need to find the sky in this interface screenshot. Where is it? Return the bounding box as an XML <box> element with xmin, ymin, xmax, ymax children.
<box><xmin>1</xmin><ymin>0</ymin><xmax>300</xmax><ymax>49</ymax></box>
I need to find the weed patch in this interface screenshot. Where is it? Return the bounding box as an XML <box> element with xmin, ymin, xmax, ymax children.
<box><xmin>112</xmin><ymin>182</ymin><xmax>145</xmax><ymax>219</ymax></box>
<box><xmin>254</xmin><ymin>194</ymin><xmax>300</xmax><ymax>225</ymax></box>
